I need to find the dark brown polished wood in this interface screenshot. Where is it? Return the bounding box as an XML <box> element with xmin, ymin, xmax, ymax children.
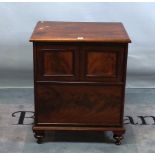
<box><xmin>30</xmin><ymin>21</ymin><xmax>131</xmax><ymax>145</ymax></box>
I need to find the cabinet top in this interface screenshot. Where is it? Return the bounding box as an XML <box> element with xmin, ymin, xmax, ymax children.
<box><xmin>30</xmin><ymin>21</ymin><xmax>131</xmax><ymax>43</ymax></box>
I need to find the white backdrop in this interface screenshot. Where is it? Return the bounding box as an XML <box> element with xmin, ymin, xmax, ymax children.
<box><xmin>0</xmin><ymin>2</ymin><xmax>155</xmax><ymax>88</ymax></box>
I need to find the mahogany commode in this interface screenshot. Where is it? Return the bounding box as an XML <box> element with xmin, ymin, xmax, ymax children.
<box><xmin>30</xmin><ymin>21</ymin><xmax>131</xmax><ymax>145</ymax></box>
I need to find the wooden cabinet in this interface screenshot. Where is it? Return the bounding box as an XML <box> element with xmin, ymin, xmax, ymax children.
<box><xmin>30</xmin><ymin>21</ymin><xmax>131</xmax><ymax>145</ymax></box>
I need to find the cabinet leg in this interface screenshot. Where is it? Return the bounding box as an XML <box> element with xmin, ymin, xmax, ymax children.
<box><xmin>34</xmin><ymin>131</ymin><xmax>45</xmax><ymax>144</ymax></box>
<box><xmin>113</xmin><ymin>130</ymin><xmax>125</xmax><ymax>145</ymax></box>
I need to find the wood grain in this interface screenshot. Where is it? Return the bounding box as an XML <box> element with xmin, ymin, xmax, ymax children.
<box><xmin>30</xmin><ymin>21</ymin><xmax>131</xmax><ymax>43</ymax></box>
<box><xmin>35</xmin><ymin>45</ymin><xmax>79</xmax><ymax>81</ymax></box>
<box><xmin>36</xmin><ymin>83</ymin><xmax>122</xmax><ymax>125</ymax></box>
<box><xmin>43</xmin><ymin>50</ymin><xmax>73</xmax><ymax>75</ymax></box>
<box><xmin>87</xmin><ymin>52</ymin><xmax>116</xmax><ymax>76</ymax></box>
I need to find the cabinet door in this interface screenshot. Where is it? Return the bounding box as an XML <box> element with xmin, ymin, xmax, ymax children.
<box><xmin>35</xmin><ymin>83</ymin><xmax>122</xmax><ymax>126</ymax></box>
<box><xmin>35</xmin><ymin>45</ymin><xmax>79</xmax><ymax>81</ymax></box>
<box><xmin>80</xmin><ymin>45</ymin><xmax>125</xmax><ymax>82</ymax></box>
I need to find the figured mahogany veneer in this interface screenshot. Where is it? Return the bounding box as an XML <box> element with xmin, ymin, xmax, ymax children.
<box><xmin>30</xmin><ymin>21</ymin><xmax>131</xmax><ymax>145</ymax></box>
<box><xmin>44</xmin><ymin>50</ymin><xmax>73</xmax><ymax>76</ymax></box>
<box><xmin>87</xmin><ymin>52</ymin><xmax>116</xmax><ymax>76</ymax></box>
<box><xmin>36</xmin><ymin>83</ymin><xmax>122</xmax><ymax>125</ymax></box>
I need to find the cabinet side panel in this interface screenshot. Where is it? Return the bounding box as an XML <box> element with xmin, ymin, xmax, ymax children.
<box><xmin>120</xmin><ymin>44</ymin><xmax>129</xmax><ymax>126</ymax></box>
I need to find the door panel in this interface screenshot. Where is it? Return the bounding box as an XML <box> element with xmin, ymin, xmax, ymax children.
<box><xmin>36</xmin><ymin>45</ymin><xmax>79</xmax><ymax>81</ymax></box>
<box><xmin>81</xmin><ymin>45</ymin><xmax>125</xmax><ymax>82</ymax></box>
<box><xmin>87</xmin><ymin>52</ymin><xmax>117</xmax><ymax>76</ymax></box>
<box><xmin>36</xmin><ymin>83</ymin><xmax>122</xmax><ymax>126</ymax></box>
<box><xmin>44</xmin><ymin>50</ymin><xmax>73</xmax><ymax>76</ymax></box>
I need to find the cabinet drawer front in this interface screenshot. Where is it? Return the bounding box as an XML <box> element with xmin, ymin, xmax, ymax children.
<box><xmin>35</xmin><ymin>45</ymin><xmax>79</xmax><ymax>81</ymax></box>
<box><xmin>81</xmin><ymin>45</ymin><xmax>125</xmax><ymax>82</ymax></box>
<box><xmin>35</xmin><ymin>83</ymin><xmax>123</xmax><ymax>126</ymax></box>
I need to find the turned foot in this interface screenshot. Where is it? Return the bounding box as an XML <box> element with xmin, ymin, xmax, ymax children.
<box><xmin>113</xmin><ymin>130</ymin><xmax>125</xmax><ymax>145</ymax></box>
<box><xmin>34</xmin><ymin>132</ymin><xmax>45</xmax><ymax>144</ymax></box>
<box><xmin>113</xmin><ymin>134</ymin><xmax>123</xmax><ymax>145</ymax></box>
